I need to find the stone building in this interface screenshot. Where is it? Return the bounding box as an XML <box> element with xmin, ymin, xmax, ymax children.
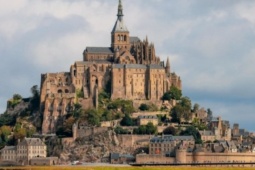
<box><xmin>16</xmin><ymin>138</ymin><xmax>47</xmax><ymax>165</ymax></box>
<box><xmin>208</xmin><ymin>117</ymin><xmax>231</xmax><ymax>141</ymax></box>
<box><xmin>0</xmin><ymin>138</ymin><xmax>47</xmax><ymax>165</ymax></box>
<box><xmin>40</xmin><ymin>0</ymin><xmax>181</xmax><ymax>134</ymax></box>
<box><xmin>137</xmin><ymin>115</ymin><xmax>158</xmax><ymax>126</ymax></box>
<box><xmin>0</xmin><ymin>146</ymin><xmax>16</xmax><ymax>162</ymax></box>
<box><xmin>149</xmin><ymin>135</ymin><xmax>195</xmax><ymax>156</ymax></box>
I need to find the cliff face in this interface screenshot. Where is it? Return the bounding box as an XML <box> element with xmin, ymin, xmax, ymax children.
<box><xmin>52</xmin><ymin>130</ymin><xmax>135</xmax><ymax>164</ymax></box>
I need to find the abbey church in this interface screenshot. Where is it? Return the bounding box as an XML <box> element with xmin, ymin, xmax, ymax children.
<box><xmin>40</xmin><ymin>0</ymin><xmax>182</xmax><ymax>134</ymax></box>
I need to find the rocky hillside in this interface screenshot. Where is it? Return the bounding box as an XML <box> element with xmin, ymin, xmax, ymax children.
<box><xmin>50</xmin><ymin>130</ymin><xmax>133</xmax><ymax>164</ymax></box>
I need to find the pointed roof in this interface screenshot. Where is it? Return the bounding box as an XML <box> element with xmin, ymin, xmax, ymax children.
<box><xmin>112</xmin><ymin>0</ymin><xmax>128</xmax><ymax>33</ymax></box>
<box><xmin>166</xmin><ymin>57</ymin><xmax>170</xmax><ymax>68</ymax></box>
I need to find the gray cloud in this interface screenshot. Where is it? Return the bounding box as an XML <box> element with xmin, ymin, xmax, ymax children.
<box><xmin>0</xmin><ymin>0</ymin><xmax>254</xmax><ymax>132</ymax></box>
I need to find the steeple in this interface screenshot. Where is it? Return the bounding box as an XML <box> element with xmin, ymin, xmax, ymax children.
<box><xmin>117</xmin><ymin>0</ymin><xmax>124</xmax><ymax>20</ymax></box>
<box><xmin>112</xmin><ymin>0</ymin><xmax>128</xmax><ymax>33</ymax></box>
<box><xmin>111</xmin><ymin>0</ymin><xmax>130</xmax><ymax>50</ymax></box>
<box><xmin>165</xmin><ymin>57</ymin><xmax>170</xmax><ymax>74</ymax></box>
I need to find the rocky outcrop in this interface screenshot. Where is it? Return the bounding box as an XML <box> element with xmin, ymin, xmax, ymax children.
<box><xmin>54</xmin><ymin>130</ymin><xmax>134</xmax><ymax>164</ymax></box>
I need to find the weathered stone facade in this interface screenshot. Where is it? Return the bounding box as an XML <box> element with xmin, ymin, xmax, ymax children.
<box><xmin>40</xmin><ymin>0</ymin><xmax>181</xmax><ymax>134</ymax></box>
<box><xmin>0</xmin><ymin>138</ymin><xmax>47</xmax><ymax>165</ymax></box>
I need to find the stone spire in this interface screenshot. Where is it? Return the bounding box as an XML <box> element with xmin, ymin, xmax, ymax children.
<box><xmin>117</xmin><ymin>0</ymin><xmax>124</xmax><ymax>20</ymax></box>
<box><xmin>165</xmin><ymin>57</ymin><xmax>170</xmax><ymax>74</ymax></box>
<box><xmin>112</xmin><ymin>0</ymin><xmax>128</xmax><ymax>33</ymax></box>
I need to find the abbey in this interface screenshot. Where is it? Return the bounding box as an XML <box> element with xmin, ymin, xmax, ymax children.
<box><xmin>40</xmin><ymin>0</ymin><xmax>181</xmax><ymax>134</ymax></box>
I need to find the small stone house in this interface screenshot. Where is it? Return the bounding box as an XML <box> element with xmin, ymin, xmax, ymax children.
<box><xmin>137</xmin><ymin>115</ymin><xmax>158</xmax><ymax>126</ymax></box>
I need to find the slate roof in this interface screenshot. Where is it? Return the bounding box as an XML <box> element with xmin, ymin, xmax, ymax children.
<box><xmin>130</xmin><ymin>36</ymin><xmax>140</xmax><ymax>43</ymax></box>
<box><xmin>199</xmin><ymin>130</ymin><xmax>214</xmax><ymax>136</ymax></box>
<box><xmin>112</xmin><ymin>64</ymin><xmax>147</xmax><ymax>69</ymax></box>
<box><xmin>18</xmin><ymin>138</ymin><xmax>46</xmax><ymax>146</ymax></box>
<box><xmin>86</xmin><ymin>47</ymin><xmax>114</xmax><ymax>54</ymax></box>
<box><xmin>110</xmin><ymin>153</ymin><xmax>120</xmax><ymax>160</ymax></box>
<box><xmin>138</xmin><ymin>115</ymin><xmax>158</xmax><ymax>119</ymax></box>
<box><xmin>125</xmin><ymin>64</ymin><xmax>147</xmax><ymax>69</ymax></box>
<box><xmin>112</xmin><ymin>17</ymin><xmax>129</xmax><ymax>33</ymax></box>
<box><xmin>0</xmin><ymin>146</ymin><xmax>16</xmax><ymax>151</ymax></box>
<box><xmin>149</xmin><ymin>64</ymin><xmax>165</xmax><ymax>69</ymax></box>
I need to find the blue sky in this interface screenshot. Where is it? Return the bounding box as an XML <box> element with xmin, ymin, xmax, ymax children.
<box><xmin>0</xmin><ymin>0</ymin><xmax>255</xmax><ymax>131</ymax></box>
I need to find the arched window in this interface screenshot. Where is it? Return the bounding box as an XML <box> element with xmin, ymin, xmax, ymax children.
<box><xmin>65</xmin><ymin>89</ymin><xmax>69</xmax><ymax>93</ymax></box>
<box><xmin>58</xmin><ymin>89</ymin><xmax>62</xmax><ymax>93</ymax></box>
<box><xmin>118</xmin><ymin>35</ymin><xmax>120</xmax><ymax>41</ymax></box>
<box><xmin>124</xmin><ymin>35</ymin><xmax>127</xmax><ymax>41</ymax></box>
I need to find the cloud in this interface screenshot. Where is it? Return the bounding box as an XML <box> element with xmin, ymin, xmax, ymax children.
<box><xmin>0</xmin><ymin>0</ymin><xmax>255</xmax><ymax>132</ymax></box>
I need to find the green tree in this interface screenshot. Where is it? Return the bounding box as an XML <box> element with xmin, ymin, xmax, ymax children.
<box><xmin>114</xmin><ymin>126</ymin><xmax>129</xmax><ymax>134</ymax></box>
<box><xmin>120</xmin><ymin>114</ymin><xmax>134</xmax><ymax>126</ymax></box>
<box><xmin>180</xmin><ymin>126</ymin><xmax>202</xmax><ymax>144</ymax></box>
<box><xmin>207</xmin><ymin>108</ymin><xmax>213</xmax><ymax>120</ymax></box>
<box><xmin>133</xmin><ymin>122</ymin><xmax>157</xmax><ymax>135</ymax></box>
<box><xmin>170</xmin><ymin>96</ymin><xmax>192</xmax><ymax>123</ymax></box>
<box><xmin>82</xmin><ymin>109</ymin><xmax>101</xmax><ymax>126</ymax></box>
<box><xmin>192</xmin><ymin>103</ymin><xmax>200</xmax><ymax>112</ymax></box>
<box><xmin>146</xmin><ymin>122</ymin><xmax>157</xmax><ymax>134</ymax></box>
<box><xmin>0</xmin><ymin>126</ymin><xmax>12</xmax><ymax>137</ymax></box>
<box><xmin>139</xmin><ymin>104</ymin><xmax>150</xmax><ymax>111</ymax></box>
<box><xmin>29</xmin><ymin>85</ymin><xmax>40</xmax><ymax>111</ymax></box>
<box><xmin>26</xmin><ymin>127</ymin><xmax>36</xmax><ymax>137</ymax></box>
<box><xmin>71</xmin><ymin>103</ymin><xmax>83</xmax><ymax>119</ymax></box>
<box><xmin>98</xmin><ymin>91</ymin><xmax>110</xmax><ymax>108</ymax></box>
<box><xmin>76</xmin><ymin>88</ymin><xmax>84</xmax><ymax>98</ymax></box>
<box><xmin>13</xmin><ymin>94</ymin><xmax>22</xmax><ymax>101</ymax></box>
<box><xmin>101</xmin><ymin>110</ymin><xmax>113</xmax><ymax>121</ymax></box>
<box><xmin>162</xmin><ymin>86</ymin><xmax>182</xmax><ymax>101</ymax></box>
<box><xmin>163</xmin><ymin>126</ymin><xmax>176</xmax><ymax>135</ymax></box>
<box><xmin>14</xmin><ymin>128</ymin><xmax>26</xmax><ymax>140</ymax></box>
<box><xmin>0</xmin><ymin>126</ymin><xmax>12</xmax><ymax>145</ymax></box>
<box><xmin>0</xmin><ymin>113</ymin><xmax>16</xmax><ymax>126</ymax></box>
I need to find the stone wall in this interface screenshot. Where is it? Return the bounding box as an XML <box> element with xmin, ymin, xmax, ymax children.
<box><xmin>117</xmin><ymin>135</ymin><xmax>151</xmax><ymax>148</ymax></box>
<box><xmin>74</xmin><ymin>126</ymin><xmax>109</xmax><ymax>139</ymax></box>
<box><xmin>132</xmin><ymin>111</ymin><xmax>168</xmax><ymax>118</ymax></box>
<box><xmin>136</xmin><ymin>151</ymin><xmax>255</xmax><ymax>164</ymax></box>
<box><xmin>133</xmin><ymin>100</ymin><xmax>163</xmax><ymax>109</ymax></box>
<box><xmin>186</xmin><ymin>152</ymin><xmax>255</xmax><ymax>163</ymax></box>
<box><xmin>136</xmin><ymin>154</ymin><xmax>175</xmax><ymax>164</ymax></box>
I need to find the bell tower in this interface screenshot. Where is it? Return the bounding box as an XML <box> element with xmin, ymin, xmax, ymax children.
<box><xmin>111</xmin><ymin>0</ymin><xmax>130</xmax><ymax>50</ymax></box>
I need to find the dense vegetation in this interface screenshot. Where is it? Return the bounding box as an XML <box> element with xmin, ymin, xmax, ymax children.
<box><xmin>0</xmin><ymin>82</ymin><xmax>213</xmax><ymax>146</ymax></box>
<box><xmin>0</xmin><ymin>85</ymin><xmax>40</xmax><ymax>148</ymax></box>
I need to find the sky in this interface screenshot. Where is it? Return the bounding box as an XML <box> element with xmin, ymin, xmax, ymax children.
<box><xmin>0</xmin><ymin>0</ymin><xmax>255</xmax><ymax>131</ymax></box>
